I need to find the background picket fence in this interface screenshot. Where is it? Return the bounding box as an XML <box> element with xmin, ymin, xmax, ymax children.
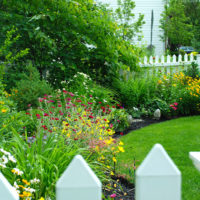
<box><xmin>0</xmin><ymin>144</ymin><xmax>186</xmax><ymax>200</ymax></box>
<box><xmin>120</xmin><ymin>54</ymin><xmax>200</xmax><ymax>80</ymax></box>
<box><xmin>140</xmin><ymin>54</ymin><xmax>200</xmax><ymax>74</ymax></box>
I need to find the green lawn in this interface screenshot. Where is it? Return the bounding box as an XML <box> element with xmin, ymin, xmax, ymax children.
<box><xmin>117</xmin><ymin>116</ymin><xmax>200</xmax><ymax>200</ymax></box>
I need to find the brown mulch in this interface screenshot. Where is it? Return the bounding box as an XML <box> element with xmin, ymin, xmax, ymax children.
<box><xmin>104</xmin><ymin>118</ymin><xmax>169</xmax><ymax>200</ymax></box>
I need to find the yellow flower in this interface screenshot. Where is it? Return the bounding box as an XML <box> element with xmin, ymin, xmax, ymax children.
<box><xmin>119</xmin><ymin>141</ymin><xmax>124</xmax><ymax>145</ymax></box>
<box><xmin>1</xmin><ymin>109</ymin><xmax>7</xmax><ymax>113</ymax></box>
<box><xmin>39</xmin><ymin>198</ymin><xmax>45</xmax><ymax>200</ymax></box>
<box><xmin>118</xmin><ymin>146</ymin><xmax>125</xmax><ymax>152</ymax></box>
<box><xmin>112</xmin><ymin>157</ymin><xmax>117</xmax><ymax>163</ymax></box>
<box><xmin>22</xmin><ymin>179</ymin><xmax>30</xmax><ymax>185</ymax></box>
<box><xmin>158</xmin><ymin>80</ymin><xmax>162</xmax><ymax>84</ymax></box>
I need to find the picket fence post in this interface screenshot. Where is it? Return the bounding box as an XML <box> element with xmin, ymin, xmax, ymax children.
<box><xmin>189</xmin><ymin>152</ymin><xmax>200</xmax><ymax>171</ymax></box>
<box><xmin>56</xmin><ymin>155</ymin><xmax>102</xmax><ymax>200</ymax></box>
<box><xmin>0</xmin><ymin>172</ymin><xmax>19</xmax><ymax>200</ymax></box>
<box><xmin>136</xmin><ymin>144</ymin><xmax>181</xmax><ymax>200</ymax></box>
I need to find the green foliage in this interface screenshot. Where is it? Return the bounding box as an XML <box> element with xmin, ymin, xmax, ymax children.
<box><xmin>160</xmin><ymin>0</ymin><xmax>194</xmax><ymax>51</ymax></box>
<box><xmin>184</xmin><ymin>0</ymin><xmax>200</xmax><ymax>51</ymax></box>
<box><xmin>109</xmin><ymin>108</ymin><xmax>129</xmax><ymax>131</ymax></box>
<box><xmin>0</xmin><ymin>0</ymin><xmax>141</xmax><ymax>86</ymax></box>
<box><xmin>113</xmin><ymin>76</ymin><xmax>158</xmax><ymax>109</ymax></box>
<box><xmin>184</xmin><ymin>61</ymin><xmax>200</xmax><ymax>79</ymax></box>
<box><xmin>62</xmin><ymin>72</ymin><xmax>118</xmax><ymax>108</ymax></box>
<box><xmin>0</xmin><ymin>27</ymin><xmax>29</xmax><ymax>80</ymax></box>
<box><xmin>115</xmin><ymin>0</ymin><xmax>144</xmax><ymax>41</ymax></box>
<box><xmin>11</xmin><ymin>62</ymin><xmax>53</xmax><ymax>110</ymax></box>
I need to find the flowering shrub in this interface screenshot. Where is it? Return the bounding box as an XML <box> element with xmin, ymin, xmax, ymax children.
<box><xmin>32</xmin><ymin>90</ymin><xmax>125</xmax><ymax>169</ymax></box>
<box><xmin>61</xmin><ymin>72</ymin><xmax>118</xmax><ymax>108</ymax></box>
<box><xmin>0</xmin><ymin>148</ymin><xmax>40</xmax><ymax>200</ymax></box>
<box><xmin>157</xmin><ymin>71</ymin><xmax>200</xmax><ymax>116</ymax></box>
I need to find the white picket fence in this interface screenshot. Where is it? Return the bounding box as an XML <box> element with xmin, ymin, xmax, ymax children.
<box><xmin>140</xmin><ymin>54</ymin><xmax>200</xmax><ymax>67</ymax></box>
<box><xmin>0</xmin><ymin>144</ymin><xmax>185</xmax><ymax>200</ymax></box>
<box><xmin>120</xmin><ymin>54</ymin><xmax>200</xmax><ymax>80</ymax></box>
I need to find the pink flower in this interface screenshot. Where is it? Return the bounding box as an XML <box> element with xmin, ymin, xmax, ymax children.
<box><xmin>110</xmin><ymin>194</ymin><xmax>117</xmax><ymax>198</ymax></box>
<box><xmin>69</xmin><ymin>92</ymin><xmax>75</xmax><ymax>97</ymax></box>
<box><xmin>44</xmin><ymin>113</ymin><xmax>49</xmax><ymax>116</ymax></box>
<box><xmin>174</xmin><ymin>102</ymin><xmax>178</xmax><ymax>106</ymax></box>
<box><xmin>172</xmin><ymin>106</ymin><xmax>177</xmax><ymax>111</ymax></box>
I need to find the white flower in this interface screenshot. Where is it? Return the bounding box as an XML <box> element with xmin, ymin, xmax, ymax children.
<box><xmin>0</xmin><ymin>148</ymin><xmax>11</xmax><ymax>156</ymax></box>
<box><xmin>0</xmin><ymin>163</ymin><xmax>6</xmax><ymax>168</ymax></box>
<box><xmin>8</xmin><ymin>155</ymin><xmax>16</xmax><ymax>163</ymax></box>
<box><xmin>12</xmin><ymin>168</ymin><xmax>24</xmax><ymax>176</ymax></box>
<box><xmin>14</xmin><ymin>182</ymin><xmax>19</xmax><ymax>189</ymax></box>
<box><xmin>25</xmin><ymin>187</ymin><xmax>36</xmax><ymax>193</ymax></box>
<box><xmin>84</xmin><ymin>43</ymin><xmax>96</xmax><ymax>49</ymax></box>
<box><xmin>30</xmin><ymin>178</ymin><xmax>40</xmax><ymax>184</ymax></box>
<box><xmin>103</xmin><ymin>99</ymin><xmax>107</xmax><ymax>103</ymax></box>
<box><xmin>2</xmin><ymin>155</ymin><xmax>8</xmax><ymax>164</ymax></box>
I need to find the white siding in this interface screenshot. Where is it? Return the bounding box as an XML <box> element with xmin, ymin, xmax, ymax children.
<box><xmin>96</xmin><ymin>0</ymin><xmax>165</xmax><ymax>55</ymax></box>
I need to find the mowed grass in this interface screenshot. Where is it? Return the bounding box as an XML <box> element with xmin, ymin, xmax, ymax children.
<box><xmin>117</xmin><ymin>116</ymin><xmax>200</xmax><ymax>200</ymax></box>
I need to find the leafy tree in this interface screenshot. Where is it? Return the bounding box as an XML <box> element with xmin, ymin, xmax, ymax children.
<box><xmin>183</xmin><ymin>0</ymin><xmax>200</xmax><ymax>51</ymax></box>
<box><xmin>115</xmin><ymin>0</ymin><xmax>144</xmax><ymax>42</ymax></box>
<box><xmin>160</xmin><ymin>0</ymin><xmax>193</xmax><ymax>52</ymax></box>
<box><xmin>0</xmin><ymin>28</ymin><xmax>29</xmax><ymax>80</ymax></box>
<box><xmin>0</xmin><ymin>0</ymin><xmax>141</xmax><ymax>87</ymax></box>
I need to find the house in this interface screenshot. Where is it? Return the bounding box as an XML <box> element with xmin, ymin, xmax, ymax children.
<box><xmin>97</xmin><ymin>0</ymin><xmax>165</xmax><ymax>55</ymax></box>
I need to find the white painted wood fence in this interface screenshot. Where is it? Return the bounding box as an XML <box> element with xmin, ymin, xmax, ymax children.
<box><xmin>0</xmin><ymin>144</ymin><xmax>184</xmax><ymax>200</ymax></box>
<box><xmin>139</xmin><ymin>54</ymin><xmax>200</xmax><ymax>75</ymax></box>
<box><xmin>140</xmin><ymin>54</ymin><xmax>200</xmax><ymax>67</ymax></box>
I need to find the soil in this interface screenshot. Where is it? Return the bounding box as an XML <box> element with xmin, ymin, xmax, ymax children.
<box><xmin>104</xmin><ymin>118</ymin><xmax>168</xmax><ymax>200</ymax></box>
<box><xmin>114</xmin><ymin>118</ymin><xmax>167</xmax><ymax>138</ymax></box>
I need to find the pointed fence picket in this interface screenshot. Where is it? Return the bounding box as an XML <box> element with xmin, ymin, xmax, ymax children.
<box><xmin>0</xmin><ymin>144</ymin><xmax>185</xmax><ymax>200</ymax></box>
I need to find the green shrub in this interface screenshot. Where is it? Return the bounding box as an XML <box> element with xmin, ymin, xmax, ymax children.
<box><xmin>184</xmin><ymin>61</ymin><xmax>200</xmax><ymax>79</ymax></box>
<box><xmin>11</xmin><ymin>62</ymin><xmax>53</xmax><ymax>110</ymax></box>
<box><xmin>113</xmin><ymin>76</ymin><xmax>158</xmax><ymax>109</ymax></box>
<box><xmin>61</xmin><ymin>72</ymin><xmax>118</xmax><ymax>108</ymax></box>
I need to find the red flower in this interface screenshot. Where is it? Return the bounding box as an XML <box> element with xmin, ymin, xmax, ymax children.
<box><xmin>26</xmin><ymin>113</ymin><xmax>30</xmax><ymax>115</ymax></box>
<box><xmin>120</xmin><ymin>132</ymin><xmax>124</xmax><ymax>135</ymax></box>
<box><xmin>63</xmin><ymin>90</ymin><xmax>68</xmax><ymax>94</ymax></box>
<box><xmin>55</xmin><ymin>118</ymin><xmax>59</xmax><ymax>120</ymax></box>
<box><xmin>44</xmin><ymin>113</ymin><xmax>49</xmax><ymax>116</ymax></box>
<box><xmin>88</xmin><ymin>102</ymin><xmax>93</xmax><ymax>105</ymax></box>
<box><xmin>89</xmin><ymin>115</ymin><xmax>94</xmax><ymax>119</ymax></box>
<box><xmin>36</xmin><ymin>114</ymin><xmax>41</xmax><ymax>119</ymax></box>
<box><xmin>58</xmin><ymin>105</ymin><xmax>62</xmax><ymax>107</ymax></box>
<box><xmin>98</xmin><ymin>102</ymin><xmax>102</xmax><ymax>104</ymax></box>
